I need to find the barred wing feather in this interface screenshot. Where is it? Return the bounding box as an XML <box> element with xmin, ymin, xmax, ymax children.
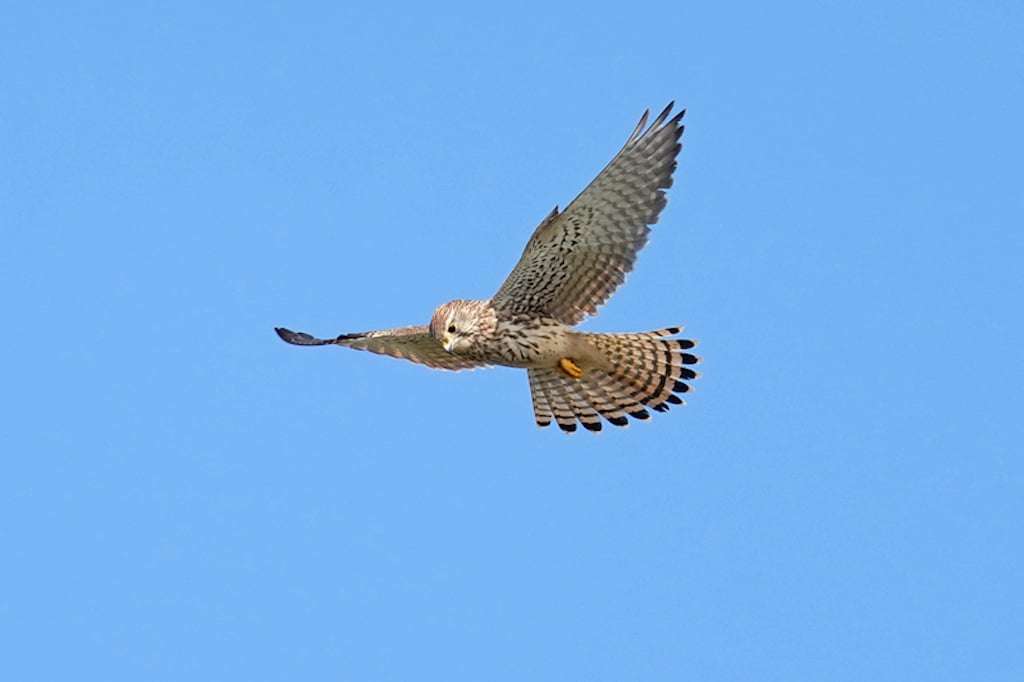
<box><xmin>491</xmin><ymin>103</ymin><xmax>685</xmax><ymax>325</ymax></box>
<box><xmin>274</xmin><ymin>325</ymin><xmax>487</xmax><ymax>371</ymax></box>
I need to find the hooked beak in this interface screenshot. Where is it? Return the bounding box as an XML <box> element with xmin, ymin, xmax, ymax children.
<box><xmin>442</xmin><ymin>335</ymin><xmax>456</xmax><ymax>353</ymax></box>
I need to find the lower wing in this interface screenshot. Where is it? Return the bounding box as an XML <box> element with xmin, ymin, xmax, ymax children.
<box><xmin>275</xmin><ymin>325</ymin><xmax>488</xmax><ymax>371</ymax></box>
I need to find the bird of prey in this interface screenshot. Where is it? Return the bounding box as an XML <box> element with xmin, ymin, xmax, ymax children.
<box><xmin>276</xmin><ymin>102</ymin><xmax>699</xmax><ymax>432</ymax></box>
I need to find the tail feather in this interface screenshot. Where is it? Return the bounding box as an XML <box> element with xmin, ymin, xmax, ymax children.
<box><xmin>545</xmin><ymin>371</ymin><xmax>584</xmax><ymax>433</ymax></box>
<box><xmin>527</xmin><ymin>369</ymin><xmax>554</xmax><ymax>428</ymax></box>
<box><xmin>563</xmin><ymin>380</ymin><xmax>604</xmax><ymax>432</ymax></box>
<box><xmin>580</xmin><ymin>374</ymin><xmax>631</xmax><ymax>426</ymax></box>
<box><xmin>589</xmin><ymin>369</ymin><xmax>651</xmax><ymax>418</ymax></box>
<box><xmin>526</xmin><ymin>327</ymin><xmax>699</xmax><ymax>433</ymax></box>
<box><xmin>528</xmin><ymin>367</ymin><xmax>574</xmax><ymax>432</ymax></box>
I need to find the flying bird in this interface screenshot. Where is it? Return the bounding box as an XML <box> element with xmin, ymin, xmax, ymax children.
<box><xmin>276</xmin><ymin>102</ymin><xmax>699</xmax><ymax>432</ymax></box>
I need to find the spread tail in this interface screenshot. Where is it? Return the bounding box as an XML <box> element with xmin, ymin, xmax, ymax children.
<box><xmin>527</xmin><ymin>326</ymin><xmax>699</xmax><ymax>433</ymax></box>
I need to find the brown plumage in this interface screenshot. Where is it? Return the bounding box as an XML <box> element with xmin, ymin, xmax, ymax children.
<box><xmin>526</xmin><ymin>328</ymin><xmax>698</xmax><ymax>432</ymax></box>
<box><xmin>276</xmin><ymin>102</ymin><xmax>700</xmax><ymax>433</ymax></box>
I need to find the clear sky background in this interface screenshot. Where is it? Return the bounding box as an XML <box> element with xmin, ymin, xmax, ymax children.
<box><xmin>3</xmin><ymin>2</ymin><xmax>1022</xmax><ymax>680</ymax></box>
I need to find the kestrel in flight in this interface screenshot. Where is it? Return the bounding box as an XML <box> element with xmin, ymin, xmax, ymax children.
<box><xmin>276</xmin><ymin>102</ymin><xmax>699</xmax><ymax>432</ymax></box>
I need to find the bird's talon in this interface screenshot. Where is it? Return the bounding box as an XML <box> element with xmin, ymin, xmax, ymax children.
<box><xmin>559</xmin><ymin>357</ymin><xmax>584</xmax><ymax>379</ymax></box>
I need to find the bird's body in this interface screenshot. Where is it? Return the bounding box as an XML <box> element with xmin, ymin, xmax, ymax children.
<box><xmin>430</xmin><ymin>299</ymin><xmax>573</xmax><ymax>368</ymax></box>
<box><xmin>277</xmin><ymin>103</ymin><xmax>700</xmax><ymax>432</ymax></box>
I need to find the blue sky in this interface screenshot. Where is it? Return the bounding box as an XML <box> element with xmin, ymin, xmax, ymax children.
<box><xmin>2</xmin><ymin>2</ymin><xmax>1022</xmax><ymax>680</ymax></box>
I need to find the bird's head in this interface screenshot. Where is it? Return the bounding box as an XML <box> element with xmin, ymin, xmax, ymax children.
<box><xmin>430</xmin><ymin>299</ymin><xmax>490</xmax><ymax>354</ymax></box>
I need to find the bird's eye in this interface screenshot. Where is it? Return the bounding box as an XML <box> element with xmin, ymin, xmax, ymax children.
<box><xmin>447</xmin><ymin>325</ymin><xmax>456</xmax><ymax>334</ymax></box>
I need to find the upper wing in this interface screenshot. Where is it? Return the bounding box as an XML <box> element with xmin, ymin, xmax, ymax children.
<box><xmin>491</xmin><ymin>103</ymin><xmax>685</xmax><ymax>325</ymax></box>
<box><xmin>275</xmin><ymin>325</ymin><xmax>487</xmax><ymax>371</ymax></box>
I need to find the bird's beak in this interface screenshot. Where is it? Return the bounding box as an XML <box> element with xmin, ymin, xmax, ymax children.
<box><xmin>442</xmin><ymin>335</ymin><xmax>455</xmax><ymax>353</ymax></box>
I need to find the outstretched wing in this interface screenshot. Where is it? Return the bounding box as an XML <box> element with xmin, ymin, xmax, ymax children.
<box><xmin>275</xmin><ymin>325</ymin><xmax>487</xmax><ymax>371</ymax></box>
<box><xmin>491</xmin><ymin>103</ymin><xmax>685</xmax><ymax>325</ymax></box>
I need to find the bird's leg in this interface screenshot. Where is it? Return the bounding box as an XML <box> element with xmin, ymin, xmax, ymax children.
<box><xmin>558</xmin><ymin>357</ymin><xmax>584</xmax><ymax>380</ymax></box>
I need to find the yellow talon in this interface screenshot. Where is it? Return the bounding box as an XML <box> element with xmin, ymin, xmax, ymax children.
<box><xmin>559</xmin><ymin>357</ymin><xmax>584</xmax><ymax>380</ymax></box>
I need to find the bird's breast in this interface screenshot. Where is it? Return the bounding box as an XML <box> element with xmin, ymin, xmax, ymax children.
<box><xmin>473</xmin><ymin>316</ymin><xmax>571</xmax><ymax>368</ymax></box>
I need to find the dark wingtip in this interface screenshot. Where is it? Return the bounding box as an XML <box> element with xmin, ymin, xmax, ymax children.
<box><xmin>275</xmin><ymin>327</ymin><xmax>329</xmax><ymax>346</ymax></box>
<box><xmin>607</xmin><ymin>415</ymin><xmax>629</xmax><ymax>427</ymax></box>
<box><xmin>558</xmin><ymin>422</ymin><xmax>577</xmax><ymax>434</ymax></box>
<box><xmin>582</xmin><ymin>420</ymin><xmax>602</xmax><ymax>432</ymax></box>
